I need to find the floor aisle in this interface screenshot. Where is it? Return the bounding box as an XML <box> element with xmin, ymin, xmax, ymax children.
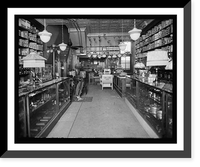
<box><xmin>47</xmin><ymin>85</ymin><xmax>150</xmax><ymax>138</ymax></box>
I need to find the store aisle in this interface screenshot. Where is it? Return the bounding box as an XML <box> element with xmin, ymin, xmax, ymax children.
<box><xmin>47</xmin><ymin>85</ymin><xmax>150</xmax><ymax>138</ymax></box>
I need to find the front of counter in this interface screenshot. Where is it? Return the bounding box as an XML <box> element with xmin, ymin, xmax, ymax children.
<box><xmin>113</xmin><ymin>75</ymin><xmax>127</xmax><ymax>98</ymax></box>
<box><xmin>18</xmin><ymin>77</ymin><xmax>71</xmax><ymax>138</ymax></box>
<box><xmin>114</xmin><ymin>74</ymin><xmax>173</xmax><ymax>138</ymax></box>
<box><xmin>125</xmin><ymin>76</ymin><xmax>173</xmax><ymax>138</ymax></box>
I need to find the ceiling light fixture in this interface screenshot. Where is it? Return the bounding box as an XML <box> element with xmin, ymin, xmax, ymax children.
<box><xmin>128</xmin><ymin>19</ymin><xmax>142</xmax><ymax>41</ymax></box>
<box><xmin>117</xmin><ymin>53</ymin><xmax>122</xmax><ymax>58</ymax></box>
<box><xmin>38</xmin><ymin>19</ymin><xmax>52</xmax><ymax>43</ymax></box>
<box><xmin>59</xmin><ymin>19</ymin><xmax>67</xmax><ymax>51</ymax></box>
<box><xmin>119</xmin><ymin>19</ymin><xmax>127</xmax><ymax>51</ymax></box>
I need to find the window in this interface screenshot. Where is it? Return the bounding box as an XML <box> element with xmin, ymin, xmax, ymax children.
<box><xmin>120</xmin><ymin>55</ymin><xmax>130</xmax><ymax>70</ymax></box>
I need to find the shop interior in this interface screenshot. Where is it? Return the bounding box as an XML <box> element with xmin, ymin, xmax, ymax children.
<box><xmin>17</xmin><ymin>16</ymin><xmax>174</xmax><ymax>140</ymax></box>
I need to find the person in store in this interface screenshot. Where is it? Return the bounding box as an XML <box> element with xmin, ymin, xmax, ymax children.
<box><xmin>74</xmin><ymin>67</ymin><xmax>86</xmax><ymax>101</ymax></box>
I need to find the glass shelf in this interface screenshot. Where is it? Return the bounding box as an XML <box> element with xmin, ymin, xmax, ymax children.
<box><xmin>18</xmin><ymin>96</ymin><xmax>27</xmax><ymax>138</ymax></box>
<box><xmin>166</xmin><ymin>93</ymin><xmax>173</xmax><ymax>138</ymax></box>
<box><xmin>17</xmin><ymin>78</ymin><xmax>71</xmax><ymax>138</ymax></box>
<box><xmin>137</xmin><ymin>82</ymin><xmax>164</xmax><ymax>137</ymax></box>
<box><xmin>29</xmin><ymin>84</ymin><xmax>57</xmax><ymax>137</ymax></box>
<box><xmin>58</xmin><ymin>79</ymin><xmax>70</xmax><ymax>110</ymax></box>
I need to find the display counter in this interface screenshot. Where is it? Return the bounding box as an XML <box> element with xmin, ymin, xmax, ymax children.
<box><xmin>113</xmin><ymin>75</ymin><xmax>127</xmax><ymax>97</ymax></box>
<box><xmin>125</xmin><ymin>75</ymin><xmax>173</xmax><ymax>138</ymax></box>
<box><xmin>18</xmin><ymin>77</ymin><xmax>71</xmax><ymax>138</ymax></box>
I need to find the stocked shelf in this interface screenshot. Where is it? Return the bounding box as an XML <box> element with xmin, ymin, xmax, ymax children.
<box><xmin>135</xmin><ymin>19</ymin><xmax>173</xmax><ymax>58</ymax></box>
<box><xmin>18</xmin><ymin>18</ymin><xmax>44</xmax><ymax>58</ymax></box>
<box><xmin>136</xmin><ymin>27</ymin><xmax>172</xmax><ymax>49</ymax></box>
<box><xmin>135</xmin><ymin>36</ymin><xmax>173</xmax><ymax>55</ymax></box>
<box><xmin>135</xmin><ymin>19</ymin><xmax>173</xmax><ymax>44</ymax></box>
<box><xmin>18</xmin><ymin>18</ymin><xmax>46</xmax><ymax>84</ymax></box>
<box><xmin>30</xmin><ymin>95</ymin><xmax>56</xmax><ymax>113</ymax></box>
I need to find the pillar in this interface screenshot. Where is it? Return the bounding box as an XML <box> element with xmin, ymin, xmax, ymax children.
<box><xmin>52</xmin><ymin>51</ymin><xmax>56</xmax><ymax>79</ymax></box>
<box><xmin>57</xmin><ymin>60</ymin><xmax>61</xmax><ymax>77</ymax></box>
<box><xmin>63</xmin><ymin>61</ymin><xmax>67</xmax><ymax>77</ymax></box>
<box><xmin>131</xmin><ymin>40</ymin><xmax>135</xmax><ymax>74</ymax></box>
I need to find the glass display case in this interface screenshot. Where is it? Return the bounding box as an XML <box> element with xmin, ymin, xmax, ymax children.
<box><xmin>165</xmin><ymin>93</ymin><xmax>173</xmax><ymax>138</ymax></box>
<box><xmin>113</xmin><ymin>75</ymin><xmax>126</xmax><ymax>97</ymax></box>
<box><xmin>18</xmin><ymin>96</ymin><xmax>27</xmax><ymax>138</ymax></box>
<box><xmin>28</xmin><ymin>84</ymin><xmax>57</xmax><ymax>137</ymax></box>
<box><xmin>137</xmin><ymin>82</ymin><xmax>164</xmax><ymax>137</ymax></box>
<box><xmin>125</xmin><ymin>77</ymin><xmax>137</xmax><ymax>108</ymax></box>
<box><xmin>125</xmin><ymin>77</ymin><xmax>173</xmax><ymax>138</ymax></box>
<box><xmin>18</xmin><ymin>78</ymin><xmax>71</xmax><ymax>138</ymax></box>
<box><xmin>58</xmin><ymin>79</ymin><xmax>70</xmax><ymax>110</ymax></box>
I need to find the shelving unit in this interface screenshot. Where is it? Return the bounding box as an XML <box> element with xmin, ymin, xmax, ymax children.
<box><xmin>18</xmin><ymin>18</ymin><xmax>44</xmax><ymax>76</ymax></box>
<box><xmin>135</xmin><ymin>19</ymin><xmax>173</xmax><ymax>59</ymax></box>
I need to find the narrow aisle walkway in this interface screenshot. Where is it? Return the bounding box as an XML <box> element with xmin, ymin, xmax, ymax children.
<box><xmin>47</xmin><ymin>85</ymin><xmax>150</xmax><ymax>138</ymax></box>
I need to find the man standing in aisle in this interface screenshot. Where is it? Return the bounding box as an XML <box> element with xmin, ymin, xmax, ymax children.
<box><xmin>75</xmin><ymin>67</ymin><xmax>86</xmax><ymax>101</ymax></box>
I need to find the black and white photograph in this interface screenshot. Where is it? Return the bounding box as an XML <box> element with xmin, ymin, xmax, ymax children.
<box><xmin>2</xmin><ymin>2</ymin><xmax>193</xmax><ymax>161</ymax></box>
<box><xmin>17</xmin><ymin>16</ymin><xmax>175</xmax><ymax>141</ymax></box>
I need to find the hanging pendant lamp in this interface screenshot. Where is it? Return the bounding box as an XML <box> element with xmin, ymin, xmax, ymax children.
<box><xmin>117</xmin><ymin>53</ymin><xmax>122</xmax><ymax>58</ymax></box>
<box><xmin>38</xmin><ymin>19</ymin><xmax>52</xmax><ymax>43</ymax></box>
<box><xmin>102</xmin><ymin>52</ymin><xmax>107</xmax><ymax>58</ymax></box>
<box><xmin>59</xmin><ymin>19</ymin><xmax>67</xmax><ymax>51</ymax></box>
<box><xmin>119</xmin><ymin>42</ymin><xmax>127</xmax><ymax>51</ymax></box>
<box><xmin>119</xmin><ymin>19</ymin><xmax>127</xmax><ymax>51</ymax></box>
<box><xmin>128</xmin><ymin>19</ymin><xmax>142</xmax><ymax>41</ymax></box>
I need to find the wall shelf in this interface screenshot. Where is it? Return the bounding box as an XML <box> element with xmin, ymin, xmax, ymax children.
<box><xmin>135</xmin><ymin>19</ymin><xmax>174</xmax><ymax>60</ymax></box>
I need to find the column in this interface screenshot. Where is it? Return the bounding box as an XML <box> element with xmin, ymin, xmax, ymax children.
<box><xmin>52</xmin><ymin>51</ymin><xmax>56</xmax><ymax>79</ymax></box>
<box><xmin>63</xmin><ymin>61</ymin><xmax>67</xmax><ymax>77</ymax></box>
<box><xmin>57</xmin><ymin>60</ymin><xmax>61</xmax><ymax>77</ymax></box>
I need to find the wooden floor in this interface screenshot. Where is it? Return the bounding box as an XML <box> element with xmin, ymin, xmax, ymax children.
<box><xmin>47</xmin><ymin>84</ymin><xmax>150</xmax><ymax>138</ymax></box>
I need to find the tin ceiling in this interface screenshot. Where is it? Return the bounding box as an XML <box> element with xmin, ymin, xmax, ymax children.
<box><xmin>35</xmin><ymin>18</ymin><xmax>153</xmax><ymax>53</ymax></box>
<box><xmin>36</xmin><ymin>18</ymin><xmax>153</xmax><ymax>35</ymax></box>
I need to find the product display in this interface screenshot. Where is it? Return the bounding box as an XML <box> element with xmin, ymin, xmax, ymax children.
<box><xmin>18</xmin><ymin>18</ymin><xmax>44</xmax><ymax>69</ymax></box>
<box><xmin>135</xmin><ymin>19</ymin><xmax>173</xmax><ymax>65</ymax></box>
<box><xmin>18</xmin><ymin>78</ymin><xmax>71</xmax><ymax>138</ymax></box>
<box><xmin>17</xmin><ymin>17</ymin><xmax>174</xmax><ymax>140</ymax></box>
<box><xmin>125</xmin><ymin>76</ymin><xmax>173</xmax><ymax>138</ymax></box>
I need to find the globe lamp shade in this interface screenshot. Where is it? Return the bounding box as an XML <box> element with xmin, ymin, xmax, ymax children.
<box><xmin>119</xmin><ymin>42</ymin><xmax>127</xmax><ymax>51</ymax></box>
<box><xmin>38</xmin><ymin>29</ymin><xmax>52</xmax><ymax>43</ymax></box>
<box><xmin>59</xmin><ymin>42</ymin><xmax>67</xmax><ymax>51</ymax></box>
<box><xmin>128</xmin><ymin>27</ymin><xmax>142</xmax><ymax>40</ymax></box>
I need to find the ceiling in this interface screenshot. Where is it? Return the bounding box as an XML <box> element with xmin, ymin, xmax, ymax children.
<box><xmin>36</xmin><ymin>18</ymin><xmax>154</xmax><ymax>54</ymax></box>
<box><xmin>36</xmin><ymin>18</ymin><xmax>153</xmax><ymax>35</ymax></box>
